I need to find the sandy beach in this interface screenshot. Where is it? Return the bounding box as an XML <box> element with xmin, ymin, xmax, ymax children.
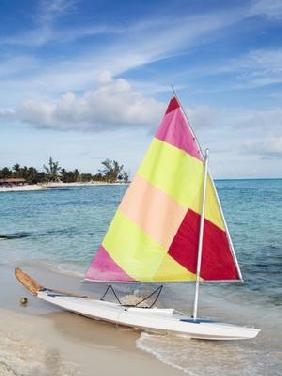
<box><xmin>0</xmin><ymin>309</ymin><xmax>184</xmax><ymax>376</ymax></box>
<box><xmin>0</xmin><ymin>263</ymin><xmax>184</xmax><ymax>376</ymax></box>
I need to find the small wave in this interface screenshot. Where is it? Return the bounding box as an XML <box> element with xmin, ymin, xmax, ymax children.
<box><xmin>0</xmin><ymin>232</ymin><xmax>30</xmax><ymax>240</ymax></box>
<box><xmin>0</xmin><ymin>228</ymin><xmax>78</xmax><ymax>240</ymax></box>
<box><xmin>54</xmin><ymin>263</ymin><xmax>85</xmax><ymax>278</ymax></box>
<box><xmin>20</xmin><ymin>258</ymin><xmax>85</xmax><ymax>279</ymax></box>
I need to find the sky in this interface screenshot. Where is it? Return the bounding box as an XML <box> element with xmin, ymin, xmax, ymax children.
<box><xmin>0</xmin><ymin>0</ymin><xmax>282</xmax><ymax>178</ymax></box>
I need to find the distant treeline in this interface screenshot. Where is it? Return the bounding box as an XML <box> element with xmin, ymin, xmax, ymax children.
<box><xmin>0</xmin><ymin>157</ymin><xmax>129</xmax><ymax>184</ymax></box>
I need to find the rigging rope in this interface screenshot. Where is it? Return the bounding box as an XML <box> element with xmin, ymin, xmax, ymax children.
<box><xmin>100</xmin><ymin>285</ymin><xmax>163</xmax><ymax>308</ymax></box>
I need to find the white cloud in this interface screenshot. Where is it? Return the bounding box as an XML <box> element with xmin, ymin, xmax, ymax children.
<box><xmin>0</xmin><ymin>108</ymin><xmax>15</xmax><ymax>119</ymax></box>
<box><xmin>1</xmin><ymin>81</ymin><xmax>281</xmax><ymax>177</ymax></box>
<box><xmin>250</xmin><ymin>0</ymin><xmax>282</xmax><ymax>19</ymax></box>
<box><xmin>187</xmin><ymin>105</ymin><xmax>219</xmax><ymax>130</ymax></box>
<box><xmin>0</xmin><ymin>56</ymin><xmax>39</xmax><ymax>80</ymax></box>
<box><xmin>1</xmin><ymin>0</ymin><xmax>280</xmax><ymax>52</ymax></box>
<box><xmin>1</xmin><ymin>78</ymin><xmax>281</xmax><ymax>144</ymax></box>
<box><xmin>38</xmin><ymin>0</ymin><xmax>78</xmax><ymax>22</ymax></box>
<box><xmin>227</xmin><ymin>49</ymin><xmax>282</xmax><ymax>89</ymax></box>
<box><xmin>244</xmin><ymin>137</ymin><xmax>282</xmax><ymax>158</ymax></box>
<box><xmin>16</xmin><ymin>78</ymin><xmax>164</xmax><ymax>131</ymax></box>
<box><xmin>176</xmin><ymin>47</ymin><xmax>282</xmax><ymax>93</ymax></box>
<box><xmin>229</xmin><ymin>108</ymin><xmax>282</xmax><ymax>131</ymax></box>
<box><xmin>0</xmin><ymin>24</ymin><xmax>122</xmax><ymax>49</ymax></box>
<box><xmin>1</xmin><ymin>5</ymin><xmax>239</xmax><ymax>49</ymax></box>
<box><xmin>0</xmin><ymin>79</ymin><xmax>221</xmax><ymax>133</ymax></box>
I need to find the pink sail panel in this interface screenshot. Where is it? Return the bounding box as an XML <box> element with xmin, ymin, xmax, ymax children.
<box><xmin>119</xmin><ymin>175</ymin><xmax>187</xmax><ymax>250</ymax></box>
<box><xmin>156</xmin><ymin>98</ymin><xmax>202</xmax><ymax>160</ymax></box>
<box><xmin>85</xmin><ymin>245</ymin><xmax>134</xmax><ymax>282</ymax></box>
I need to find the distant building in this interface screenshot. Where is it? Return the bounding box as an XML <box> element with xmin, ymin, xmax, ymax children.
<box><xmin>0</xmin><ymin>178</ymin><xmax>26</xmax><ymax>187</ymax></box>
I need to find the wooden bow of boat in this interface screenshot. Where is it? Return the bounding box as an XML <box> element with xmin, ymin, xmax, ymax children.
<box><xmin>15</xmin><ymin>267</ymin><xmax>43</xmax><ymax>296</ymax></box>
<box><xmin>15</xmin><ymin>267</ymin><xmax>88</xmax><ymax>298</ymax></box>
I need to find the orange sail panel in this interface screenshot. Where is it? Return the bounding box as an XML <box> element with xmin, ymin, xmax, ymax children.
<box><xmin>85</xmin><ymin>96</ymin><xmax>242</xmax><ymax>282</ymax></box>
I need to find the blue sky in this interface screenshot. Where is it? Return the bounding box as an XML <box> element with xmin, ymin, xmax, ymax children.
<box><xmin>0</xmin><ymin>0</ymin><xmax>282</xmax><ymax>178</ymax></box>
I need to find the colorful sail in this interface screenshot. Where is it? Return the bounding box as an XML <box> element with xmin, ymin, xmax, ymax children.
<box><xmin>85</xmin><ymin>96</ymin><xmax>242</xmax><ymax>282</ymax></box>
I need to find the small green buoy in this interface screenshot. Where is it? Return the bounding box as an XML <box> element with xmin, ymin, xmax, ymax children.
<box><xmin>20</xmin><ymin>297</ymin><xmax>28</xmax><ymax>305</ymax></box>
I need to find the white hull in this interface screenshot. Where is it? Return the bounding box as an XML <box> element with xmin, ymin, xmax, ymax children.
<box><xmin>38</xmin><ymin>291</ymin><xmax>260</xmax><ymax>340</ymax></box>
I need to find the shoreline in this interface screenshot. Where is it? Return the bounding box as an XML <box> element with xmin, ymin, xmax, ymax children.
<box><xmin>0</xmin><ymin>181</ymin><xmax>127</xmax><ymax>192</ymax></box>
<box><xmin>1</xmin><ymin>177</ymin><xmax>281</xmax><ymax>192</ymax></box>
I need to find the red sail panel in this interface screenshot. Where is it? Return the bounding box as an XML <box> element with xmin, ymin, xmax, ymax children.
<box><xmin>165</xmin><ymin>96</ymin><xmax>180</xmax><ymax>114</ymax></box>
<box><xmin>168</xmin><ymin>209</ymin><xmax>239</xmax><ymax>281</ymax></box>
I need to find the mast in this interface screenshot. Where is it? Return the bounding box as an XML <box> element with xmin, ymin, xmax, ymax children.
<box><xmin>192</xmin><ymin>148</ymin><xmax>209</xmax><ymax>321</ymax></box>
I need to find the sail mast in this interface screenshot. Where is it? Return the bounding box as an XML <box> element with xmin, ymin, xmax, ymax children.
<box><xmin>192</xmin><ymin>148</ymin><xmax>209</xmax><ymax>321</ymax></box>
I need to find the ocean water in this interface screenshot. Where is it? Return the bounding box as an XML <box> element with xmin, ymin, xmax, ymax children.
<box><xmin>0</xmin><ymin>179</ymin><xmax>282</xmax><ymax>375</ymax></box>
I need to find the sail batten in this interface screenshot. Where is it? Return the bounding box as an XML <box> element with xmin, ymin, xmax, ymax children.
<box><xmin>85</xmin><ymin>96</ymin><xmax>242</xmax><ymax>283</ymax></box>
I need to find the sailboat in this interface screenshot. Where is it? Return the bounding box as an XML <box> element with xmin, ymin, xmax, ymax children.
<box><xmin>15</xmin><ymin>95</ymin><xmax>260</xmax><ymax>340</ymax></box>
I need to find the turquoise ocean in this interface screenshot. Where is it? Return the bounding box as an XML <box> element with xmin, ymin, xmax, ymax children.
<box><xmin>0</xmin><ymin>179</ymin><xmax>281</xmax><ymax>375</ymax></box>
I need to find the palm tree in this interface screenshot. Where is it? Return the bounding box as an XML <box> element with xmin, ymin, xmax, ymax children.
<box><xmin>121</xmin><ymin>171</ymin><xmax>129</xmax><ymax>183</ymax></box>
<box><xmin>13</xmin><ymin>163</ymin><xmax>20</xmax><ymax>176</ymax></box>
<box><xmin>43</xmin><ymin>157</ymin><xmax>62</xmax><ymax>182</ymax></box>
<box><xmin>100</xmin><ymin>159</ymin><xmax>125</xmax><ymax>183</ymax></box>
<box><xmin>0</xmin><ymin>167</ymin><xmax>12</xmax><ymax>178</ymax></box>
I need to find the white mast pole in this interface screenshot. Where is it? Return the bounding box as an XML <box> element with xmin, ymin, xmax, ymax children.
<box><xmin>192</xmin><ymin>148</ymin><xmax>209</xmax><ymax>321</ymax></box>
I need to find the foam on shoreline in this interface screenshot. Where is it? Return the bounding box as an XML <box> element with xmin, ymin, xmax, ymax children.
<box><xmin>0</xmin><ymin>184</ymin><xmax>45</xmax><ymax>192</ymax></box>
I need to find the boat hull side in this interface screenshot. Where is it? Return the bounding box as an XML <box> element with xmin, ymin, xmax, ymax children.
<box><xmin>37</xmin><ymin>292</ymin><xmax>260</xmax><ymax>341</ymax></box>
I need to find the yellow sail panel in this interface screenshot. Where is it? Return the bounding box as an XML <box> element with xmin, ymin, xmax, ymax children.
<box><xmin>153</xmin><ymin>254</ymin><xmax>197</xmax><ymax>282</ymax></box>
<box><xmin>138</xmin><ymin>138</ymin><xmax>225</xmax><ymax>230</ymax></box>
<box><xmin>205</xmin><ymin>176</ymin><xmax>225</xmax><ymax>230</ymax></box>
<box><xmin>138</xmin><ymin>138</ymin><xmax>203</xmax><ymax>207</ymax></box>
<box><xmin>102</xmin><ymin>210</ymin><xmax>167</xmax><ymax>281</ymax></box>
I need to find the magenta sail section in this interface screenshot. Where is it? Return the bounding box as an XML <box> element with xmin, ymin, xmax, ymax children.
<box><xmin>85</xmin><ymin>245</ymin><xmax>134</xmax><ymax>282</ymax></box>
<box><xmin>155</xmin><ymin>106</ymin><xmax>203</xmax><ymax>160</ymax></box>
